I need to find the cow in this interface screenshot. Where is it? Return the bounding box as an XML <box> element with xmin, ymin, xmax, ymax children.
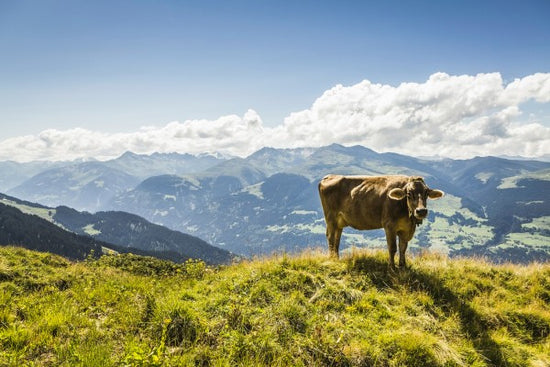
<box><xmin>318</xmin><ymin>175</ymin><xmax>444</xmax><ymax>268</ymax></box>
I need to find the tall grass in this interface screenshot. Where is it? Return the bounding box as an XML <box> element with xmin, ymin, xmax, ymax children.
<box><xmin>0</xmin><ymin>246</ymin><xmax>549</xmax><ymax>366</ymax></box>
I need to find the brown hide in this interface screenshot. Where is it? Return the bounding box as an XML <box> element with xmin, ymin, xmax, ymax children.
<box><xmin>318</xmin><ymin>175</ymin><xmax>443</xmax><ymax>268</ymax></box>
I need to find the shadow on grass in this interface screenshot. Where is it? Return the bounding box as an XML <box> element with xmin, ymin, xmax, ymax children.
<box><xmin>347</xmin><ymin>255</ymin><xmax>506</xmax><ymax>366</ymax></box>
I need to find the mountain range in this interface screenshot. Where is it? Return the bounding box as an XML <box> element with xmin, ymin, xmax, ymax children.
<box><xmin>0</xmin><ymin>193</ymin><xmax>233</xmax><ymax>264</ymax></box>
<box><xmin>2</xmin><ymin>152</ymin><xmax>225</xmax><ymax>212</ymax></box>
<box><xmin>4</xmin><ymin>144</ymin><xmax>550</xmax><ymax>263</ymax></box>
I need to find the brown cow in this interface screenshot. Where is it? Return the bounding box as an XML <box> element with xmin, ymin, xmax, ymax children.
<box><xmin>318</xmin><ymin>175</ymin><xmax>444</xmax><ymax>268</ymax></box>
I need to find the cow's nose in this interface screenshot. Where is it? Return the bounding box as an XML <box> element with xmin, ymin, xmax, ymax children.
<box><xmin>415</xmin><ymin>208</ymin><xmax>427</xmax><ymax>217</ymax></box>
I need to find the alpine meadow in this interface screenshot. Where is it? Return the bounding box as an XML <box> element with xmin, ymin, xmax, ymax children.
<box><xmin>1</xmin><ymin>246</ymin><xmax>550</xmax><ymax>366</ymax></box>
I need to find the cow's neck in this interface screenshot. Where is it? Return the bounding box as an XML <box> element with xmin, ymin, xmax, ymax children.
<box><xmin>411</xmin><ymin>215</ymin><xmax>423</xmax><ymax>227</ymax></box>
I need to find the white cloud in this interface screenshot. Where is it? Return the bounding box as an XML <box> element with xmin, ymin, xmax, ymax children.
<box><xmin>501</xmin><ymin>73</ymin><xmax>550</xmax><ymax>104</ymax></box>
<box><xmin>274</xmin><ymin>72</ymin><xmax>550</xmax><ymax>159</ymax></box>
<box><xmin>0</xmin><ymin>110</ymin><xmax>266</xmax><ymax>162</ymax></box>
<box><xmin>1</xmin><ymin>72</ymin><xmax>549</xmax><ymax>162</ymax></box>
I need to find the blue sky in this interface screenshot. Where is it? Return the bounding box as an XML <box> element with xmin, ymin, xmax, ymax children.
<box><xmin>1</xmin><ymin>0</ymin><xmax>549</xmax><ymax>160</ymax></box>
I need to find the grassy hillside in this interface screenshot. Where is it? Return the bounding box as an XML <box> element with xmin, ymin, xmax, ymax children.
<box><xmin>1</xmin><ymin>246</ymin><xmax>549</xmax><ymax>366</ymax></box>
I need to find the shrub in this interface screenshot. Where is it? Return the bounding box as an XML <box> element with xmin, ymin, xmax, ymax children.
<box><xmin>165</xmin><ymin>307</ymin><xmax>199</xmax><ymax>347</ymax></box>
<box><xmin>184</xmin><ymin>258</ymin><xmax>206</xmax><ymax>279</ymax></box>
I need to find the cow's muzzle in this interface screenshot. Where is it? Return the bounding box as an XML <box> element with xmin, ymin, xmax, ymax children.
<box><xmin>414</xmin><ymin>208</ymin><xmax>428</xmax><ymax>219</ymax></box>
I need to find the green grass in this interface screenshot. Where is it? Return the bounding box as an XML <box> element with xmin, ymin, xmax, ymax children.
<box><xmin>0</xmin><ymin>197</ymin><xmax>58</xmax><ymax>225</ymax></box>
<box><xmin>1</xmin><ymin>246</ymin><xmax>549</xmax><ymax>366</ymax></box>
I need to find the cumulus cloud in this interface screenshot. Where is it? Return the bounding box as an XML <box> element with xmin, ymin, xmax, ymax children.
<box><xmin>274</xmin><ymin>72</ymin><xmax>550</xmax><ymax>159</ymax></box>
<box><xmin>1</xmin><ymin>72</ymin><xmax>549</xmax><ymax>162</ymax></box>
<box><xmin>0</xmin><ymin>110</ymin><xmax>267</xmax><ymax>162</ymax></box>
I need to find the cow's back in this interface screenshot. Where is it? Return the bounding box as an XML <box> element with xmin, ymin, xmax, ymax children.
<box><xmin>318</xmin><ymin>174</ymin><xmax>364</xmax><ymax>211</ymax></box>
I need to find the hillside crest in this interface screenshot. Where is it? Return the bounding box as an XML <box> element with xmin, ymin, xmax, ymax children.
<box><xmin>1</xmin><ymin>247</ymin><xmax>549</xmax><ymax>366</ymax></box>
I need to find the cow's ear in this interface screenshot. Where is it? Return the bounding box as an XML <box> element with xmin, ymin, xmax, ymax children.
<box><xmin>388</xmin><ymin>188</ymin><xmax>406</xmax><ymax>200</ymax></box>
<box><xmin>428</xmin><ymin>189</ymin><xmax>444</xmax><ymax>200</ymax></box>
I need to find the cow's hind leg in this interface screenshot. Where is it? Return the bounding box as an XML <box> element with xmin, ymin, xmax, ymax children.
<box><xmin>326</xmin><ymin>222</ymin><xmax>343</xmax><ymax>259</ymax></box>
<box><xmin>398</xmin><ymin>237</ymin><xmax>408</xmax><ymax>268</ymax></box>
<box><xmin>384</xmin><ymin>230</ymin><xmax>397</xmax><ymax>269</ymax></box>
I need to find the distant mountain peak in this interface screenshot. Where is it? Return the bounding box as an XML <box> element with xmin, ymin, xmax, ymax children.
<box><xmin>197</xmin><ymin>151</ymin><xmax>235</xmax><ymax>160</ymax></box>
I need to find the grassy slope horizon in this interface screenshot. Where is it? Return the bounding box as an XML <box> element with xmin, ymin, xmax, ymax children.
<box><xmin>1</xmin><ymin>246</ymin><xmax>549</xmax><ymax>366</ymax></box>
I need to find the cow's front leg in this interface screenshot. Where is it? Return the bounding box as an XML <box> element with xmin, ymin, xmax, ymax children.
<box><xmin>398</xmin><ymin>237</ymin><xmax>408</xmax><ymax>268</ymax></box>
<box><xmin>384</xmin><ymin>230</ymin><xmax>397</xmax><ymax>269</ymax></box>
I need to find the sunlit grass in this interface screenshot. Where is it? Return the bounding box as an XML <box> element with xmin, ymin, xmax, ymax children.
<box><xmin>0</xmin><ymin>246</ymin><xmax>549</xmax><ymax>366</ymax></box>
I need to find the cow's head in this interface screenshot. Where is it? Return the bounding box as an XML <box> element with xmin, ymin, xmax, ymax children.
<box><xmin>388</xmin><ymin>176</ymin><xmax>444</xmax><ymax>221</ymax></box>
